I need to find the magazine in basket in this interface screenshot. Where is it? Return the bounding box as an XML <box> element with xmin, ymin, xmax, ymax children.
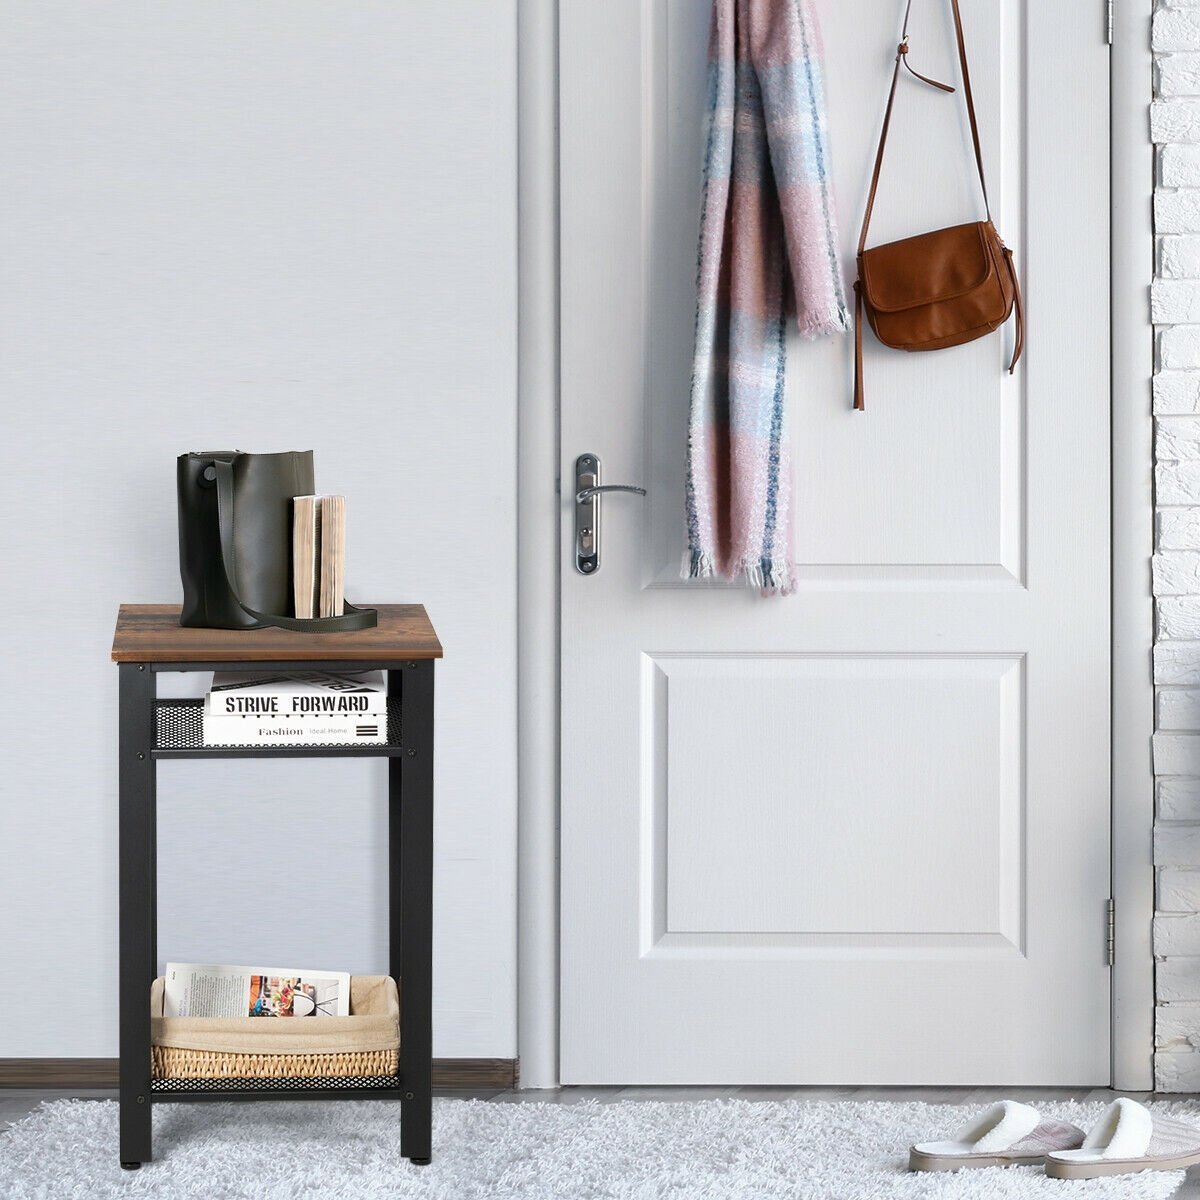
<box><xmin>164</xmin><ymin>963</ymin><xmax>351</xmax><ymax>1018</ymax></box>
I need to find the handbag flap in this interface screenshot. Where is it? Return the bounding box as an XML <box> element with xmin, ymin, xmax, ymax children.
<box><xmin>859</xmin><ymin>222</ymin><xmax>995</xmax><ymax>313</ymax></box>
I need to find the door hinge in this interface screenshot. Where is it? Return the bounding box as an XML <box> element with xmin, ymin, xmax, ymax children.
<box><xmin>1106</xmin><ymin>0</ymin><xmax>1113</xmax><ymax>46</ymax></box>
<box><xmin>1106</xmin><ymin>898</ymin><xmax>1115</xmax><ymax>966</ymax></box>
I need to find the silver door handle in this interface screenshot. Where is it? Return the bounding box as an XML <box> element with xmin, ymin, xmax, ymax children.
<box><xmin>574</xmin><ymin>454</ymin><xmax>646</xmax><ymax>575</ymax></box>
<box><xmin>575</xmin><ymin>484</ymin><xmax>647</xmax><ymax>504</ymax></box>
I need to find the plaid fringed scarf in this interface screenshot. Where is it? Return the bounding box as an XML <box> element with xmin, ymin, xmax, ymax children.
<box><xmin>684</xmin><ymin>0</ymin><xmax>849</xmax><ymax>594</ymax></box>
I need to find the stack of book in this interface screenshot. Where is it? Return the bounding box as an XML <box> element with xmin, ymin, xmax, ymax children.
<box><xmin>202</xmin><ymin>671</ymin><xmax>389</xmax><ymax>746</ymax></box>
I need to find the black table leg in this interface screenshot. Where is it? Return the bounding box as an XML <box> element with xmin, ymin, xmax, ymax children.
<box><xmin>118</xmin><ymin>663</ymin><xmax>156</xmax><ymax>1168</ymax></box>
<box><xmin>388</xmin><ymin>671</ymin><xmax>403</xmax><ymax>995</ymax></box>
<box><xmin>394</xmin><ymin>661</ymin><xmax>434</xmax><ymax>1165</ymax></box>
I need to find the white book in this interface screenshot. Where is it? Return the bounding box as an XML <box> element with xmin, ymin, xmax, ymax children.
<box><xmin>292</xmin><ymin>494</ymin><xmax>347</xmax><ymax>620</ymax></box>
<box><xmin>164</xmin><ymin>962</ymin><xmax>351</xmax><ymax>1018</ymax></box>
<box><xmin>202</xmin><ymin>711</ymin><xmax>388</xmax><ymax>746</ymax></box>
<box><xmin>319</xmin><ymin>494</ymin><xmax>345</xmax><ymax>618</ymax></box>
<box><xmin>205</xmin><ymin>671</ymin><xmax>388</xmax><ymax>718</ymax></box>
<box><xmin>292</xmin><ymin>496</ymin><xmax>321</xmax><ymax>620</ymax></box>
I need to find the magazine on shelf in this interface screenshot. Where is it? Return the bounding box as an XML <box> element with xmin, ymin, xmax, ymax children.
<box><xmin>163</xmin><ymin>963</ymin><xmax>351</xmax><ymax>1018</ymax></box>
<box><xmin>202</xmin><ymin>670</ymin><xmax>389</xmax><ymax>745</ymax></box>
<box><xmin>205</xmin><ymin>671</ymin><xmax>387</xmax><ymax>716</ymax></box>
<box><xmin>202</xmin><ymin>711</ymin><xmax>388</xmax><ymax>745</ymax></box>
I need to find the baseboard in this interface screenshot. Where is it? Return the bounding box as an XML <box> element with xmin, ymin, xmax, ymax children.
<box><xmin>0</xmin><ymin>1059</ymin><xmax>118</xmax><ymax>1088</ymax></box>
<box><xmin>431</xmin><ymin>1058</ymin><xmax>518</xmax><ymax>1089</ymax></box>
<box><xmin>0</xmin><ymin>1057</ymin><xmax>518</xmax><ymax>1090</ymax></box>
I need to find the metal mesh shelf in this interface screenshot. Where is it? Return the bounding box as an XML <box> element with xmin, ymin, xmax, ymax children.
<box><xmin>151</xmin><ymin>1074</ymin><xmax>402</xmax><ymax>1094</ymax></box>
<box><xmin>153</xmin><ymin>698</ymin><xmax>403</xmax><ymax>756</ymax></box>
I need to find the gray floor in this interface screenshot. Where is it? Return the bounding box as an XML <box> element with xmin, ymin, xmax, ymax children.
<box><xmin>4</xmin><ymin>1086</ymin><xmax>1199</xmax><ymax>1196</ymax></box>
<box><xmin>0</xmin><ymin>1084</ymin><xmax>1159</xmax><ymax>1133</ymax></box>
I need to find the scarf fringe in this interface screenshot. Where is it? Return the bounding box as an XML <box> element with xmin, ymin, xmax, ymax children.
<box><xmin>683</xmin><ymin>549</ymin><xmax>717</xmax><ymax>581</ymax></box>
<box><xmin>682</xmin><ymin>550</ymin><xmax>796</xmax><ymax>596</ymax></box>
<box><xmin>738</xmin><ymin>555</ymin><xmax>796</xmax><ymax>597</ymax></box>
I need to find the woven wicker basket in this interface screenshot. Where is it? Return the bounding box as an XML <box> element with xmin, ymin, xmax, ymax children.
<box><xmin>150</xmin><ymin>1044</ymin><xmax>398</xmax><ymax>1080</ymax></box>
<box><xmin>150</xmin><ymin>975</ymin><xmax>399</xmax><ymax>1081</ymax></box>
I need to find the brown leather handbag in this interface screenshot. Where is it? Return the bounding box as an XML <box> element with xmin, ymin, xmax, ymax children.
<box><xmin>853</xmin><ymin>0</ymin><xmax>1023</xmax><ymax>410</ymax></box>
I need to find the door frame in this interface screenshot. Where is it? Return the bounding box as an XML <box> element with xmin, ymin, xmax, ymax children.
<box><xmin>515</xmin><ymin>0</ymin><xmax>1157</xmax><ymax>1092</ymax></box>
<box><xmin>1110</xmin><ymin>0</ymin><xmax>1155</xmax><ymax>1092</ymax></box>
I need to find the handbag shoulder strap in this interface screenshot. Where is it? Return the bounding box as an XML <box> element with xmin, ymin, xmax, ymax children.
<box><xmin>214</xmin><ymin>459</ymin><xmax>378</xmax><ymax>633</ymax></box>
<box><xmin>858</xmin><ymin>0</ymin><xmax>992</xmax><ymax>256</ymax></box>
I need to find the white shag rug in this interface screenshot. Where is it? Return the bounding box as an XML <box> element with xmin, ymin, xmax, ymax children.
<box><xmin>1</xmin><ymin>1097</ymin><xmax>1197</xmax><ymax>1199</ymax></box>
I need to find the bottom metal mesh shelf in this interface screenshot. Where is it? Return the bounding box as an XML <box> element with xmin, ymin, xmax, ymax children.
<box><xmin>152</xmin><ymin>1074</ymin><xmax>401</xmax><ymax>1093</ymax></box>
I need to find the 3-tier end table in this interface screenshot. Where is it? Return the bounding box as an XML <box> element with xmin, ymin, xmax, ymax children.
<box><xmin>110</xmin><ymin>603</ymin><xmax>441</xmax><ymax>1169</ymax></box>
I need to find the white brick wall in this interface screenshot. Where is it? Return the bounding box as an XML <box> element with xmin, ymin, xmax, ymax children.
<box><xmin>1154</xmin><ymin>0</ymin><xmax>1200</xmax><ymax>1090</ymax></box>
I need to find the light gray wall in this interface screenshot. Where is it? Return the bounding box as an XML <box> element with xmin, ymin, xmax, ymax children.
<box><xmin>0</xmin><ymin>1</ymin><xmax>518</xmax><ymax>1058</ymax></box>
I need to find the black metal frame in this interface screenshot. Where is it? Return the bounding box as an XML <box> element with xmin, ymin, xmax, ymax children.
<box><xmin>117</xmin><ymin>657</ymin><xmax>435</xmax><ymax>1169</ymax></box>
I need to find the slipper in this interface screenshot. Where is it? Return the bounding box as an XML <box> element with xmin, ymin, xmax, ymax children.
<box><xmin>1045</xmin><ymin>1097</ymin><xmax>1200</xmax><ymax>1179</ymax></box>
<box><xmin>909</xmin><ymin>1100</ymin><xmax>1085</xmax><ymax>1172</ymax></box>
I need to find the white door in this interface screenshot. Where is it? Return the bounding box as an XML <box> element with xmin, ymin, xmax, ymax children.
<box><xmin>559</xmin><ymin>1</ymin><xmax>1111</xmax><ymax>1084</ymax></box>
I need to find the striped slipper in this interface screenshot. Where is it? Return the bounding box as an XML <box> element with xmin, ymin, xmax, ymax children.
<box><xmin>1045</xmin><ymin>1097</ymin><xmax>1200</xmax><ymax>1179</ymax></box>
<box><xmin>909</xmin><ymin>1100</ymin><xmax>1085</xmax><ymax>1172</ymax></box>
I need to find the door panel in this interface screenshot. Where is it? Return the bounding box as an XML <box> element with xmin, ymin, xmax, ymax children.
<box><xmin>560</xmin><ymin>0</ymin><xmax>1110</xmax><ymax>1084</ymax></box>
<box><xmin>643</xmin><ymin>2</ymin><xmax>1025</xmax><ymax>586</ymax></box>
<box><xmin>652</xmin><ymin>654</ymin><xmax>1022</xmax><ymax>944</ymax></box>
